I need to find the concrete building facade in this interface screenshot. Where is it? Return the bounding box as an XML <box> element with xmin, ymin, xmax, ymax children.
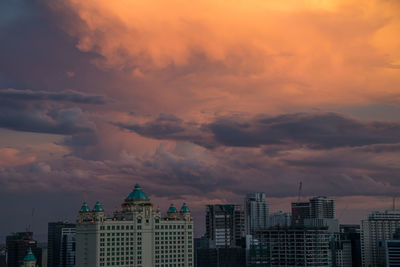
<box><xmin>75</xmin><ymin>184</ymin><xmax>194</xmax><ymax>267</ymax></box>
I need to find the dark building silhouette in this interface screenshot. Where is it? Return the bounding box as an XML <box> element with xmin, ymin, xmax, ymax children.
<box><xmin>291</xmin><ymin>202</ymin><xmax>310</xmax><ymax>226</ymax></box>
<box><xmin>340</xmin><ymin>225</ymin><xmax>362</xmax><ymax>267</ymax></box>
<box><xmin>6</xmin><ymin>232</ymin><xmax>42</xmax><ymax>267</ymax></box>
<box><xmin>205</xmin><ymin>205</ymin><xmax>245</xmax><ymax>248</ymax></box>
<box><xmin>47</xmin><ymin>222</ymin><xmax>76</xmax><ymax>267</ymax></box>
<box><xmin>194</xmin><ymin>237</ymin><xmax>246</xmax><ymax>267</ymax></box>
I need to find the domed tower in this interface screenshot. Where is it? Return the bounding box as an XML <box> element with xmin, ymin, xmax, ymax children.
<box><xmin>22</xmin><ymin>248</ymin><xmax>37</xmax><ymax>267</ymax></box>
<box><xmin>167</xmin><ymin>203</ymin><xmax>178</xmax><ymax>220</ymax></box>
<box><xmin>180</xmin><ymin>202</ymin><xmax>191</xmax><ymax>219</ymax></box>
<box><xmin>121</xmin><ymin>184</ymin><xmax>152</xmax><ymax>211</ymax></box>
<box><xmin>92</xmin><ymin>201</ymin><xmax>105</xmax><ymax>221</ymax></box>
<box><xmin>78</xmin><ymin>201</ymin><xmax>92</xmax><ymax>222</ymax></box>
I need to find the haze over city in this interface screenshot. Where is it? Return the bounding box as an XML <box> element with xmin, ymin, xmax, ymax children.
<box><xmin>1</xmin><ymin>0</ymin><xmax>400</xmax><ymax>243</ymax></box>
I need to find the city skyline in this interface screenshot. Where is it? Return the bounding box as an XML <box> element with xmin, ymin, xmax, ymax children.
<box><xmin>1</xmin><ymin>0</ymin><xmax>400</xmax><ymax>247</ymax></box>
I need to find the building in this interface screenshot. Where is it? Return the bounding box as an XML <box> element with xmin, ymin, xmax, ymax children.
<box><xmin>22</xmin><ymin>249</ymin><xmax>37</xmax><ymax>267</ymax></box>
<box><xmin>269</xmin><ymin>211</ymin><xmax>291</xmax><ymax>228</ymax></box>
<box><xmin>361</xmin><ymin>210</ymin><xmax>400</xmax><ymax>267</ymax></box>
<box><xmin>194</xmin><ymin>237</ymin><xmax>245</xmax><ymax>267</ymax></box>
<box><xmin>310</xmin><ymin>196</ymin><xmax>335</xmax><ymax>219</ymax></box>
<box><xmin>379</xmin><ymin>240</ymin><xmax>400</xmax><ymax>267</ymax></box>
<box><xmin>76</xmin><ymin>184</ymin><xmax>194</xmax><ymax>267</ymax></box>
<box><xmin>47</xmin><ymin>222</ymin><xmax>76</xmax><ymax>267</ymax></box>
<box><xmin>340</xmin><ymin>225</ymin><xmax>361</xmax><ymax>267</ymax></box>
<box><xmin>244</xmin><ymin>193</ymin><xmax>269</xmax><ymax>235</ymax></box>
<box><xmin>60</xmin><ymin>228</ymin><xmax>76</xmax><ymax>267</ymax></box>
<box><xmin>0</xmin><ymin>247</ymin><xmax>6</xmax><ymax>267</ymax></box>
<box><xmin>255</xmin><ymin>228</ymin><xmax>332</xmax><ymax>266</ymax></box>
<box><xmin>291</xmin><ymin>202</ymin><xmax>310</xmax><ymax>227</ymax></box>
<box><xmin>6</xmin><ymin>232</ymin><xmax>42</xmax><ymax>267</ymax></box>
<box><xmin>205</xmin><ymin>204</ymin><xmax>244</xmax><ymax>248</ymax></box>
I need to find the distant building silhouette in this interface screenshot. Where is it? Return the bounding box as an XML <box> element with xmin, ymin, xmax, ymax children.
<box><xmin>6</xmin><ymin>232</ymin><xmax>42</xmax><ymax>267</ymax></box>
<box><xmin>47</xmin><ymin>222</ymin><xmax>75</xmax><ymax>267</ymax></box>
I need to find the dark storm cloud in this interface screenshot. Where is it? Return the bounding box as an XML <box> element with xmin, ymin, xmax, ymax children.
<box><xmin>118</xmin><ymin>112</ymin><xmax>400</xmax><ymax>149</ymax></box>
<box><xmin>115</xmin><ymin>113</ymin><xmax>216</xmax><ymax>148</ymax></box>
<box><xmin>0</xmin><ymin>106</ymin><xmax>95</xmax><ymax>135</ymax></box>
<box><xmin>0</xmin><ymin>88</ymin><xmax>106</xmax><ymax>104</ymax></box>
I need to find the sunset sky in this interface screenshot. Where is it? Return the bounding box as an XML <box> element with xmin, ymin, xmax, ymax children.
<box><xmin>1</xmin><ymin>0</ymin><xmax>400</xmax><ymax>241</ymax></box>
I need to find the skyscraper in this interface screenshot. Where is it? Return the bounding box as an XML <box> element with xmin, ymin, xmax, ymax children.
<box><xmin>75</xmin><ymin>184</ymin><xmax>194</xmax><ymax>267</ymax></box>
<box><xmin>205</xmin><ymin>204</ymin><xmax>244</xmax><ymax>248</ymax></box>
<box><xmin>47</xmin><ymin>222</ymin><xmax>76</xmax><ymax>267</ymax></box>
<box><xmin>60</xmin><ymin>228</ymin><xmax>76</xmax><ymax>267</ymax></box>
<box><xmin>361</xmin><ymin>210</ymin><xmax>400</xmax><ymax>267</ymax></box>
<box><xmin>310</xmin><ymin>196</ymin><xmax>335</xmax><ymax>219</ymax></box>
<box><xmin>6</xmin><ymin>232</ymin><xmax>42</xmax><ymax>267</ymax></box>
<box><xmin>291</xmin><ymin>202</ymin><xmax>310</xmax><ymax>227</ymax></box>
<box><xmin>244</xmin><ymin>193</ymin><xmax>269</xmax><ymax>235</ymax></box>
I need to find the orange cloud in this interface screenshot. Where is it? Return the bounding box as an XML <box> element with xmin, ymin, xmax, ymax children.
<box><xmin>49</xmin><ymin>0</ymin><xmax>400</xmax><ymax>114</ymax></box>
<box><xmin>0</xmin><ymin>148</ymin><xmax>36</xmax><ymax>167</ymax></box>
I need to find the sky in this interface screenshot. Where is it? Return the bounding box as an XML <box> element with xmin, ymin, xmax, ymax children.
<box><xmin>1</xmin><ymin>0</ymin><xmax>400</xmax><ymax>242</ymax></box>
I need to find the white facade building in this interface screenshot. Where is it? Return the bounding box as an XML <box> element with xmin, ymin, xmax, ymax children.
<box><xmin>245</xmin><ymin>193</ymin><xmax>269</xmax><ymax>235</ymax></box>
<box><xmin>76</xmin><ymin>184</ymin><xmax>194</xmax><ymax>267</ymax></box>
<box><xmin>361</xmin><ymin>210</ymin><xmax>400</xmax><ymax>267</ymax></box>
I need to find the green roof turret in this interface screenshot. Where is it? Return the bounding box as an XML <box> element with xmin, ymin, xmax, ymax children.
<box><xmin>80</xmin><ymin>201</ymin><xmax>90</xmax><ymax>213</ymax></box>
<box><xmin>167</xmin><ymin>203</ymin><xmax>177</xmax><ymax>213</ymax></box>
<box><xmin>93</xmin><ymin>201</ymin><xmax>104</xmax><ymax>212</ymax></box>
<box><xmin>125</xmin><ymin>184</ymin><xmax>149</xmax><ymax>201</ymax></box>
<box><xmin>180</xmin><ymin>202</ymin><xmax>190</xmax><ymax>213</ymax></box>
<box><xmin>23</xmin><ymin>248</ymin><xmax>36</xmax><ymax>262</ymax></box>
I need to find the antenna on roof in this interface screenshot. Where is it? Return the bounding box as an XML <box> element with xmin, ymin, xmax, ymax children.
<box><xmin>393</xmin><ymin>196</ymin><xmax>396</xmax><ymax>211</ymax></box>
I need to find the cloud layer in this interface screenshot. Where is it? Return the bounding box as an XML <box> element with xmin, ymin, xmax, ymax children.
<box><xmin>1</xmin><ymin>0</ymin><xmax>400</xmax><ymax>241</ymax></box>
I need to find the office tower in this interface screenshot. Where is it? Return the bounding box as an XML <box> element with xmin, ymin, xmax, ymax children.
<box><xmin>244</xmin><ymin>193</ymin><xmax>269</xmax><ymax>235</ymax></box>
<box><xmin>340</xmin><ymin>225</ymin><xmax>361</xmax><ymax>267</ymax></box>
<box><xmin>205</xmin><ymin>204</ymin><xmax>244</xmax><ymax>248</ymax></box>
<box><xmin>22</xmin><ymin>248</ymin><xmax>37</xmax><ymax>267</ymax></box>
<box><xmin>291</xmin><ymin>202</ymin><xmax>310</xmax><ymax>227</ymax></box>
<box><xmin>60</xmin><ymin>228</ymin><xmax>75</xmax><ymax>267</ymax></box>
<box><xmin>361</xmin><ymin>210</ymin><xmax>400</xmax><ymax>267</ymax></box>
<box><xmin>310</xmin><ymin>196</ymin><xmax>335</xmax><ymax>219</ymax></box>
<box><xmin>6</xmin><ymin>232</ymin><xmax>42</xmax><ymax>267</ymax></box>
<box><xmin>76</xmin><ymin>184</ymin><xmax>194</xmax><ymax>267</ymax></box>
<box><xmin>255</xmin><ymin>228</ymin><xmax>332</xmax><ymax>266</ymax></box>
<box><xmin>269</xmin><ymin>211</ymin><xmax>291</xmax><ymax>228</ymax></box>
<box><xmin>47</xmin><ymin>222</ymin><xmax>75</xmax><ymax>267</ymax></box>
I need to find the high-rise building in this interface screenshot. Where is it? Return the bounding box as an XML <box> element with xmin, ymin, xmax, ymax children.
<box><xmin>310</xmin><ymin>196</ymin><xmax>335</xmax><ymax>219</ymax></box>
<box><xmin>340</xmin><ymin>224</ymin><xmax>361</xmax><ymax>267</ymax></box>
<box><xmin>244</xmin><ymin>193</ymin><xmax>269</xmax><ymax>235</ymax></box>
<box><xmin>47</xmin><ymin>222</ymin><xmax>76</xmax><ymax>267</ymax></box>
<box><xmin>255</xmin><ymin>228</ymin><xmax>332</xmax><ymax>266</ymax></box>
<box><xmin>6</xmin><ymin>232</ymin><xmax>42</xmax><ymax>267</ymax></box>
<box><xmin>361</xmin><ymin>210</ymin><xmax>400</xmax><ymax>267</ymax></box>
<box><xmin>205</xmin><ymin>204</ymin><xmax>244</xmax><ymax>248</ymax></box>
<box><xmin>60</xmin><ymin>228</ymin><xmax>75</xmax><ymax>267</ymax></box>
<box><xmin>75</xmin><ymin>184</ymin><xmax>194</xmax><ymax>267</ymax></box>
<box><xmin>269</xmin><ymin>211</ymin><xmax>291</xmax><ymax>228</ymax></box>
<box><xmin>291</xmin><ymin>202</ymin><xmax>310</xmax><ymax>227</ymax></box>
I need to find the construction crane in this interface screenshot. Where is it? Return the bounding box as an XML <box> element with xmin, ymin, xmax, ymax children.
<box><xmin>294</xmin><ymin>181</ymin><xmax>303</xmax><ymax>226</ymax></box>
<box><xmin>297</xmin><ymin>181</ymin><xmax>303</xmax><ymax>202</ymax></box>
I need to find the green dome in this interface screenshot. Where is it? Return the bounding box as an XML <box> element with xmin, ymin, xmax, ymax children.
<box><xmin>80</xmin><ymin>201</ymin><xmax>91</xmax><ymax>212</ymax></box>
<box><xmin>168</xmin><ymin>203</ymin><xmax>177</xmax><ymax>213</ymax></box>
<box><xmin>24</xmin><ymin>248</ymin><xmax>36</xmax><ymax>261</ymax></box>
<box><xmin>93</xmin><ymin>201</ymin><xmax>104</xmax><ymax>212</ymax></box>
<box><xmin>126</xmin><ymin>184</ymin><xmax>149</xmax><ymax>200</ymax></box>
<box><xmin>180</xmin><ymin>202</ymin><xmax>190</xmax><ymax>212</ymax></box>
